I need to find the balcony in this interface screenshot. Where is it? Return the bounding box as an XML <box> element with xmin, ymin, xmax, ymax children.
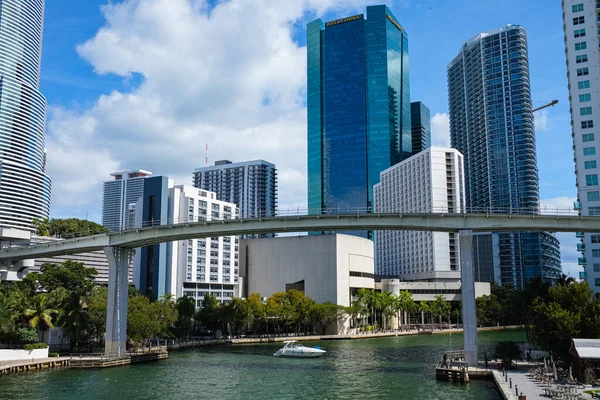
<box><xmin>577</xmin><ymin>243</ymin><xmax>586</xmax><ymax>251</ymax></box>
<box><xmin>574</xmin><ymin>202</ymin><xmax>582</xmax><ymax>210</ymax></box>
<box><xmin>580</xmin><ymin>271</ymin><xmax>588</xmax><ymax>279</ymax></box>
<box><xmin>576</xmin><ymin>231</ymin><xmax>585</xmax><ymax>238</ymax></box>
<box><xmin>578</xmin><ymin>257</ymin><xmax>587</xmax><ymax>265</ymax></box>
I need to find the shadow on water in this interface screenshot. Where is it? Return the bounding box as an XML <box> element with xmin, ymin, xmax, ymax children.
<box><xmin>0</xmin><ymin>330</ymin><xmax>524</xmax><ymax>400</ymax></box>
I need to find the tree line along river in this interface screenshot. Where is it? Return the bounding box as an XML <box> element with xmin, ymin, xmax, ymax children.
<box><xmin>0</xmin><ymin>330</ymin><xmax>525</xmax><ymax>400</ymax></box>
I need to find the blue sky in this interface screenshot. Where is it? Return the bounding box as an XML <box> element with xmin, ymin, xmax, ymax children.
<box><xmin>39</xmin><ymin>0</ymin><xmax>578</xmax><ymax>274</ymax></box>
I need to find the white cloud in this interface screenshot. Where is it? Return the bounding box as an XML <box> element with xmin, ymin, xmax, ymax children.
<box><xmin>46</xmin><ymin>0</ymin><xmax>375</xmax><ymax>219</ymax></box>
<box><xmin>539</xmin><ymin>196</ymin><xmax>577</xmax><ymax>214</ymax></box>
<box><xmin>534</xmin><ymin>109</ymin><xmax>549</xmax><ymax>132</ymax></box>
<box><xmin>431</xmin><ymin>112</ymin><xmax>450</xmax><ymax>147</ymax></box>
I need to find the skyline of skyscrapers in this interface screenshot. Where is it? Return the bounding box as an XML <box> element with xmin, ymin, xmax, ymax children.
<box><xmin>448</xmin><ymin>25</ymin><xmax>562</xmax><ymax>287</ymax></box>
<box><xmin>0</xmin><ymin>0</ymin><xmax>52</xmax><ymax>233</ymax></box>
<box><xmin>562</xmin><ymin>0</ymin><xmax>600</xmax><ymax>293</ymax></box>
<box><xmin>307</xmin><ymin>5</ymin><xmax>411</xmax><ymax>237</ymax></box>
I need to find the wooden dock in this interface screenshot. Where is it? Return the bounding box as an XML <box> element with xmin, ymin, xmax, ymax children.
<box><xmin>70</xmin><ymin>347</ymin><xmax>168</xmax><ymax>369</ymax></box>
<box><xmin>435</xmin><ymin>350</ymin><xmax>471</xmax><ymax>383</ymax></box>
<box><xmin>0</xmin><ymin>357</ymin><xmax>70</xmax><ymax>376</ymax></box>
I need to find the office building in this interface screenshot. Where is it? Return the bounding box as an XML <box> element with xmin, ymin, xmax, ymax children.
<box><xmin>193</xmin><ymin>160</ymin><xmax>277</xmax><ymax>220</ymax></box>
<box><xmin>102</xmin><ymin>170</ymin><xmax>152</xmax><ymax>232</ymax></box>
<box><xmin>374</xmin><ymin>147</ymin><xmax>465</xmax><ymax>281</ymax></box>
<box><xmin>0</xmin><ymin>0</ymin><xmax>52</xmax><ymax>233</ymax></box>
<box><xmin>411</xmin><ymin>102</ymin><xmax>431</xmax><ymax>155</ymax></box>
<box><xmin>239</xmin><ymin>234</ymin><xmax>374</xmax><ymax>334</ymax></box>
<box><xmin>307</xmin><ymin>5</ymin><xmax>410</xmax><ymax>235</ymax></box>
<box><xmin>130</xmin><ymin>178</ymin><xmax>239</xmax><ymax>303</ymax></box>
<box><xmin>448</xmin><ymin>25</ymin><xmax>561</xmax><ymax>287</ymax></box>
<box><xmin>562</xmin><ymin>1</ymin><xmax>600</xmax><ymax>292</ymax></box>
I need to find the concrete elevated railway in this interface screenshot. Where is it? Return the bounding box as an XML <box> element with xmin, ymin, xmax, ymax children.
<box><xmin>0</xmin><ymin>211</ymin><xmax>595</xmax><ymax>366</ymax></box>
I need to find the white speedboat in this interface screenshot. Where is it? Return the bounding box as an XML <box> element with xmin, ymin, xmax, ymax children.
<box><xmin>273</xmin><ymin>341</ymin><xmax>326</xmax><ymax>358</ymax></box>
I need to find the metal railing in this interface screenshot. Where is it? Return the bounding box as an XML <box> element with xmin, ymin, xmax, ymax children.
<box><xmin>0</xmin><ymin>206</ymin><xmax>588</xmax><ymax>251</ymax></box>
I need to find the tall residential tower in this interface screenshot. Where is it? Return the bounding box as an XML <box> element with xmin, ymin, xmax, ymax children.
<box><xmin>410</xmin><ymin>102</ymin><xmax>431</xmax><ymax>155</ymax></box>
<box><xmin>562</xmin><ymin>0</ymin><xmax>600</xmax><ymax>292</ymax></box>
<box><xmin>0</xmin><ymin>0</ymin><xmax>52</xmax><ymax>233</ymax></box>
<box><xmin>193</xmin><ymin>160</ymin><xmax>277</xmax><ymax>220</ymax></box>
<box><xmin>448</xmin><ymin>25</ymin><xmax>561</xmax><ymax>287</ymax></box>
<box><xmin>307</xmin><ymin>5</ymin><xmax>411</xmax><ymax>235</ymax></box>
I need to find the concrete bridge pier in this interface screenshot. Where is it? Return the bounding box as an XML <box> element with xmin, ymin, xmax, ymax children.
<box><xmin>104</xmin><ymin>246</ymin><xmax>133</xmax><ymax>356</ymax></box>
<box><xmin>459</xmin><ymin>229</ymin><xmax>478</xmax><ymax>367</ymax></box>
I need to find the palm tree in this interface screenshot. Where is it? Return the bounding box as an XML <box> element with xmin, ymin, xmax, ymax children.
<box><xmin>23</xmin><ymin>294</ymin><xmax>58</xmax><ymax>343</ymax></box>
<box><xmin>556</xmin><ymin>274</ymin><xmax>575</xmax><ymax>287</ymax></box>
<box><xmin>0</xmin><ymin>291</ymin><xmax>15</xmax><ymax>335</ymax></box>
<box><xmin>418</xmin><ymin>301</ymin><xmax>429</xmax><ymax>327</ymax></box>
<box><xmin>58</xmin><ymin>294</ymin><xmax>88</xmax><ymax>351</ymax></box>
<box><xmin>379</xmin><ymin>291</ymin><xmax>395</xmax><ymax>331</ymax></box>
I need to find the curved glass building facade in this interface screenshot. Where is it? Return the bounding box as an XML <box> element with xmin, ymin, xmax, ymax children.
<box><xmin>307</xmin><ymin>5</ymin><xmax>411</xmax><ymax>238</ymax></box>
<box><xmin>448</xmin><ymin>25</ymin><xmax>561</xmax><ymax>287</ymax></box>
<box><xmin>0</xmin><ymin>0</ymin><xmax>51</xmax><ymax>231</ymax></box>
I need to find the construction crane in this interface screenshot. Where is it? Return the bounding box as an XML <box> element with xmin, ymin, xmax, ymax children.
<box><xmin>533</xmin><ymin>99</ymin><xmax>559</xmax><ymax>115</ymax></box>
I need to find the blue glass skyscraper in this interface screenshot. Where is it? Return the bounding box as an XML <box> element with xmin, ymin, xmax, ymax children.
<box><xmin>448</xmin><ymin>25</ymin><xmax>561</xmax><ymax>287</ymax></box>
<box><xmin>307</xmin><ymin>5</ymin><xmax>410</xmax><ymax>236</ymax></box>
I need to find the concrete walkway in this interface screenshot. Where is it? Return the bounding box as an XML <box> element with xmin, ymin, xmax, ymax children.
<box><xmin>505</xmin><ymin>370</ymin><xmax>591</xmax><ymax>400</ymax></box>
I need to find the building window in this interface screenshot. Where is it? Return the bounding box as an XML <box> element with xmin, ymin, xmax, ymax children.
<box><xmin>586</xmin><ymin>174</ymin><xmax>599</xmax><ymax>186</ymax></box>
<box><xmin>595</xmin><ymin>279</ymin><xmax>600</xmax><ymax>287</ymax></box>
<box><xmin>574</xmin><ymin>29</ymin><xmax>586</xmax><ymax>38</ymax></box>
<box><xmin>592</xmin><ymin>235</ymin><xmax>600</xmax><ymax>243</ymax></box>
<box><xmin>584</xmin><ymin>147</ymin><xmax>596</xmax><ymax>156</ymax></box>
<box><xmin>575</xmin><ymin>42</ymin><xmax>588</xmax><ymax>51</ymax></box>
<box><xmin>594</xmin><ymin>264</ymin><xmax>600</xmax><ymax>272</ymax></box>
<box><xmin>573</xmin><ymin>16</ymin><xmax>585</xmax><ymax>25</ymax></box>
<box><xmin>583</xmin><ymin>133</ymin><xmax>595</xmax><ymax>142</ymax></box>
<box><xmin>572</xmin><ymin>3</ymin><xmax>584</xmax><ymax>12</ymax></box>
<box><xmin>576</xmin><ymin>54</ymin><xmax>588</xmax><ymax>63</ymax></box>
<box><xmin>581</xmin><ymin>107</ymin><xmax>593</xmax><ymax>116</ymax></box>
<box><xmin>580</xmin><ymin>94</ymin><xmax>592</xmax><ymax>103</ymax></box>
<box><xmin>585</xmin><ymin>160</ymin><xmax>598</xmax><ymax>169</ymax></box>
<box><xmin>593</xmin><ymin>249</ymin><xmax>600</xmax><ymax>257</ymax></box>
<box><xmin>582</xmin><ymin>120</ymin><xmax>594</xmax><ymax>129</ymax></box>
<box><xmin>579</xmin><ymin>80</ymin><xmax>591</xmax><ymax>89</ymax></box>
<box><xmin>577</xmin><ymin>67</ymin><xmax>589</xmax><ymax>76</ymax></box>
<box><xmin>590</xmin><ymin>206</ymin><xmax>600</xmax><ymax>215</ymax></box>
<box><xmin>589</xmin><ymin>191</ymin><xmax>600</xmax><ymax>201</ymax></box>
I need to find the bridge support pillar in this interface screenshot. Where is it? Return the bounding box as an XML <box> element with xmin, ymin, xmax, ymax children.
<box><xmin>104</xmin><ymin>246</ymin><xmax>133</xmax><ymax>356</ymax></box>
<box><xmin>460</xmin><ymin>230</ymin><xmax>478</xmax><ymax>367</ymax></box>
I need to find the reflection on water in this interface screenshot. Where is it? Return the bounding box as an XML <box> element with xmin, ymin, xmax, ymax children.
<box><xmin>0</xmin><ymin>330</ymin><xmax>525</xmax><ymax>400</ymax></box>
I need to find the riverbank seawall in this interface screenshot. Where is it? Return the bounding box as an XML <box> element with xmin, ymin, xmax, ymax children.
<box><xmin>229</xmin><ymin>325</ymin><xmax>524</xmax><ymax>345</ymax></box>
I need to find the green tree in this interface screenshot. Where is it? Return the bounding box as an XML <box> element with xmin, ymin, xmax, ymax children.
<box><xmin>175</xmin><ymin>296</ymin><xmax>196</xmax><ymax>339</ymax></box>
<box><xmin>57</xmin><ymin>294</ymin><xmax>89</xmax><ymax>351</ymax></box>
<box><xmin>495</xmin><ymin>341</ymin><xmax>522</xmax><ymax>369</ymax></box>
<box><xmin>0</xmin><ymin>291</ymin><xmax>15</xmax><ymax>337</ymax></box>
<box><xmin>33</xmin><ymin>218</ymin><xmax>109</xmax><ymax>238</ymax></box>
<box><xmin>311</xmin><ymin>302</ymin><xmax>347</xmax><ymax>334</ymax></box>
<box><xmin>430</xmin><ymin>295</ymin><xmax>451</xmax><ymax>328</ymax></box>
<box><xmin>86</xmin><ymin>287</ymin><xmax>108</xmax><ymax>344</ymax></box>
<box><xmin>23</xmin><ymin>294</ymin><xmax>58</xmax><ymax>343</ymax></box>
<box><xmin>37</xmin><ymin>260</ymin><xmax>97</xmax><ymax>296</ymax></box>
<box><xmin>197</xmin><ymin>294</ymin><xmax>219</xmax><ymax>333</ymax></box>
<box><xmin>476</xmin><ymin>294</ymin><xmax>502</xmax><ymax>326</ymax></box>
<box><xmin>529</xmin><ymin>281</ymin><xmax>600</xmax><ymax>360</ymax></box>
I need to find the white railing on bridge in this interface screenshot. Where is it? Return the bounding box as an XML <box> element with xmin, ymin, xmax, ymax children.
<box><xmin>0</xmin><ymin>206</ymin><xmax>582</xmax><ymax>251</ymax></box>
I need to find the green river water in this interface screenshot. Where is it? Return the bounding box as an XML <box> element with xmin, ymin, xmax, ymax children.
<box><xmin>0</xmin><ymin>330</ymin><xmax>526</xmax><ymax>400</ymax></box>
